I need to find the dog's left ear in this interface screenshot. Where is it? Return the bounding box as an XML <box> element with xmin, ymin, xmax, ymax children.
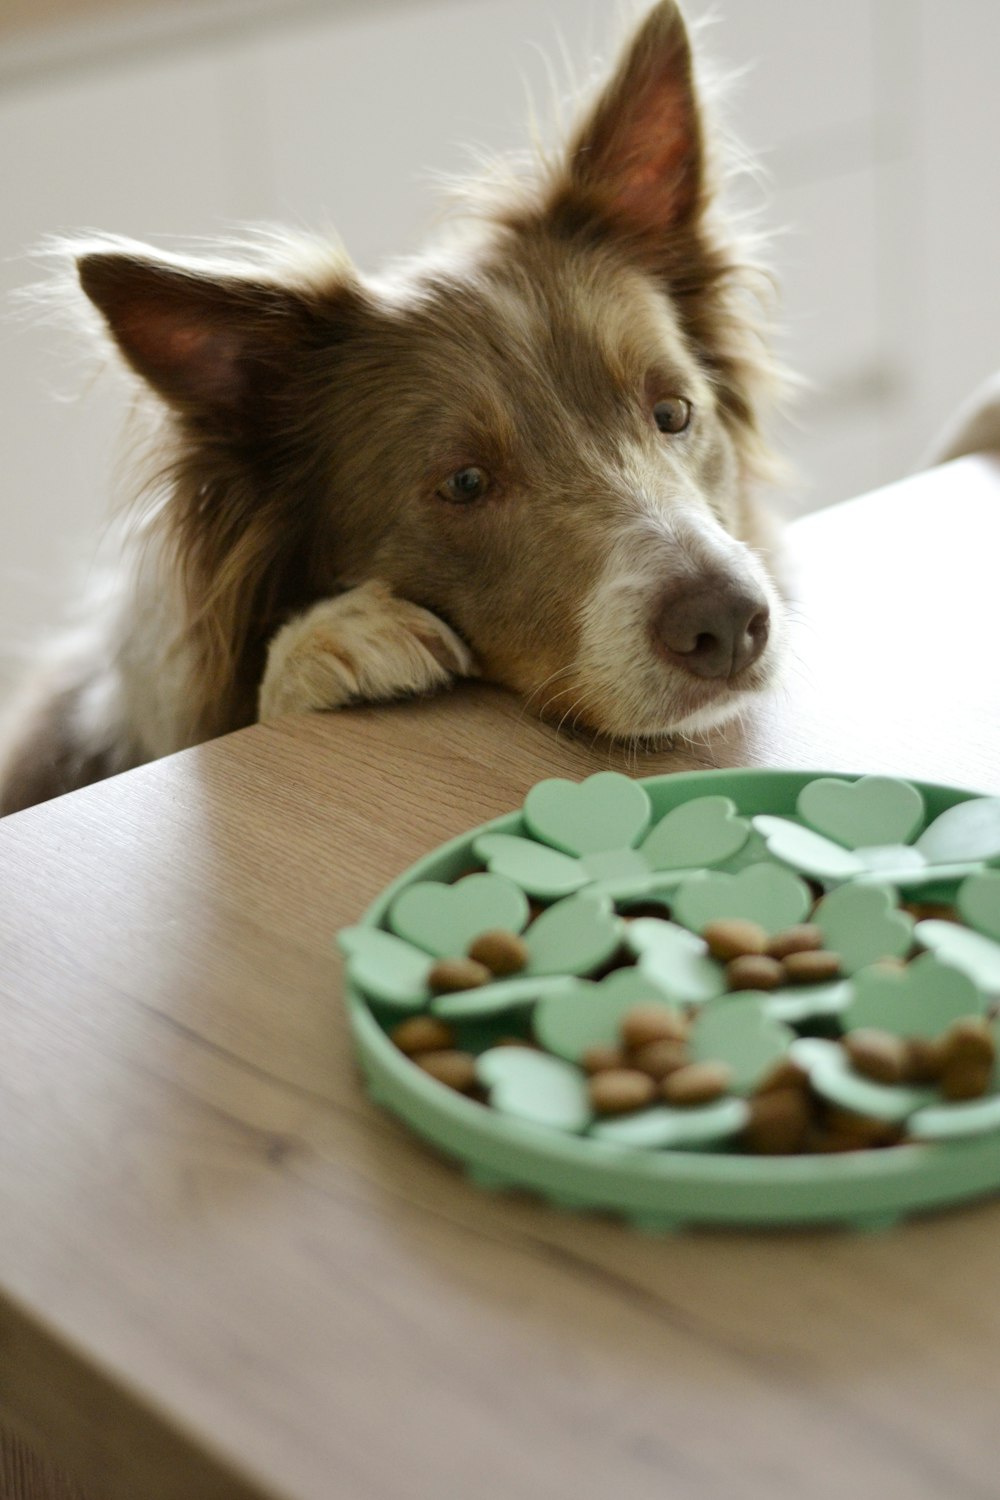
<box><xmin>547</xmin><ymin>1</ymin><xmax>706</xmax><ymax>261</ymax></box>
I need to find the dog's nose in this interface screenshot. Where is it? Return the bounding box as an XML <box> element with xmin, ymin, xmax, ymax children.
<box><xmin>656</xmin><ymin>579</ymin><xmax>770</xmax><ymax>680</ymax></box>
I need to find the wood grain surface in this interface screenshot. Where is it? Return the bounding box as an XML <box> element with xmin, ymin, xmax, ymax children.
<box><xmin>1</xmin><ymin>454</ymin><xmax>999</xmax><ymax>1500</ymax></box>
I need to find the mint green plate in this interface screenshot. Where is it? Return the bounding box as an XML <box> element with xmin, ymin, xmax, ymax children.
<box><xmin>343</xmin><ymin>769</ymin><xmax>1000</xmax><ymax>1231</ymax></box>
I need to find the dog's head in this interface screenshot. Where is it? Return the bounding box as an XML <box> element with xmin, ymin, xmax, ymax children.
<box><xmin>76</xmin><ymin>0</ymin><xmax>784</xmax><ymax>740</ymax></box>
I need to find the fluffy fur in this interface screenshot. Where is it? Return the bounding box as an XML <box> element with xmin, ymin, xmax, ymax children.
<box><xmin>0</xmin><ymin>0</ymin><xmax>786</xmax><ymax>816</ymax></box>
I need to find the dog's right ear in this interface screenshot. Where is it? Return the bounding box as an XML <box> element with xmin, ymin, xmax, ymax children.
<box><xmin>77</xmin><ymin>244</ymin><xmax>351</xmax><ymax>427</ymax></box>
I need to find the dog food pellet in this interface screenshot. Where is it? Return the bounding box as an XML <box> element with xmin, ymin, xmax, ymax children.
<box><xmin>754</xmin><ymin>1056</ymin><xmax>811</xmax><ymax>1096</ymax></box>
<box><xmin>702</xmin><ymin>918</ymin><xmax>768</xmax><ymax>961</ymax></box>
<box><xmin>413</xmin><ymin>1049</ymin><xmax>479</xmax><ymax>1092</ymax></box>
<box><xmin>744</xmin><ymin>1088</ymin><xmax>811</xmax><ymax>1154</ymax></box>
<box><xmin>493</xmin><ymin>1035</ymin><xmax>537</xmax><ymax>1048</ymax></box>
<box><xmin>843</xmin><ymin>1028</ymin><xmax>909</xmax><ymax>1084</ymax></box>
<box><xmin>903</xmin><ymin>901</ymin><xmax>961</xmax><ymax>923</ymax></box>
<box><xmin>782</xmin><ymin>949</ymin><xmax>842</xmax><ymax>984</ymax></box>
<box><xmin>766</xmin><ymin>924</ymin><xmax>824</xmax><ymax>960</ymax></box>
<box><xmin>390</xmin><ymin>1015</ymin><xmax>456</xmax><ymax>1056</ymax></box>
<box><xmin>620</xmin><ymin>1003</ymin><xmax>689</xmax><ymax>1050</ymax></box>
<box><xmin>662</xmin><ymin>1060</ymin><xmax>734</xmax><ymax>1106</ymax></box>
<box><xmin>581</xmin><ymin>1043</ymin><xmax>628</xmax><ymax>1074</ymax></box>
<box><xmin>824</xmin><ymin>1107</ymin><xmax>901</xmax><ymax>1146</ymax></box>
<box><xmin>467</xmin><ymin>929</ymin><xmax>529</xmax><ymax>976</ymax></box>
<box><xmin>630</xmin><ymin>1038</ymin><xmax>689</xmax><ymax>1080</ymax></box>
<box><xmin>904</xmin><ymin>1035</ymin><xmax>949</xmax><ymax>1083</ymax></box>
<box><xmin>809</xmin><ymin>1123</ymin><xmax>901</xmax><ymax>1153</ymax></box>
<box><xmin>943</xmin><ymin>1017</ymin><xmax>995</xmax><ymax>1069</ymax></box>
<box><xmin>726</xmin><ymin>954</ymin><xmax>785</xmax><ymax>992</ymax></box>
<box><xmin>589</xmin><ymin>1068</ymin><xmax>657</xmax><ymax>1115</ymax></box>
<box><xmin>428</xmin><ymin>956</ymin><xmax>492</xmax><ymax>993</ymax></box>
<box><xmin>940</xmin><ymin>1059</ymin><xmax>994</xmax><ymax>1102</ymax></box>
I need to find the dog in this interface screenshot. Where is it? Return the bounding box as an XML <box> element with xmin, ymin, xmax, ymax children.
<box><xmin>0</xmin><ymin>0</ymin><xmax>785</xmax><ymax>816</ymax></box>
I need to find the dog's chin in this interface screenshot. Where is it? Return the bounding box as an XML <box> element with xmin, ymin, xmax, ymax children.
<box><xmin>545</xmin><ymin>657</ymin><xmax>776</xmax><ymax>745</ymax></box>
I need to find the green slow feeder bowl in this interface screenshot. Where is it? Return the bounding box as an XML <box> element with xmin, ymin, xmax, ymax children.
<box><xmin>343</xmin><ymin>768</ymin><xmax>1000</xmax><ymax>1231</ymax></box>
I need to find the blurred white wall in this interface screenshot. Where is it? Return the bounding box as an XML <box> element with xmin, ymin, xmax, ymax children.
<box><xmin>2</xmin><ymin>0</ymin><xmax>999</xmax><ymax>700</ymax></box>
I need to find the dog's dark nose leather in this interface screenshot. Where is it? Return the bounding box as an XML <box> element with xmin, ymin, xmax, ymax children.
<box><xmin>657</xmin><ymin>580</ymin><xmax>770</xmax><ymax>679</ymax></box>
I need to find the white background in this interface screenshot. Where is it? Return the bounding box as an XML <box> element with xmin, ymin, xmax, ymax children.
<box><xmin>2</xmin><ymin>0</ymin><xmax>999</xmax><ymax>701</ymax></box>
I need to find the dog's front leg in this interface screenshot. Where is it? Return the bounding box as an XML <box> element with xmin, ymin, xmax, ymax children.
<box><xmin>257</xmin><ymin>580</ymin><xmax>475</xmax><ymax>721</ymax></box>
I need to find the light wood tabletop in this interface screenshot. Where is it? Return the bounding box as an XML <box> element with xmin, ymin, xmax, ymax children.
<box><xmin>1</xmin><ymin>453</ymin><xmax>999</xmax><ymax>1500</ymax></box>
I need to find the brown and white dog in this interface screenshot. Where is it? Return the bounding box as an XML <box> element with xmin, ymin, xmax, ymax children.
<box><xmin>0</xmin><ymin>0</ymin><xmax>785</xmax><ymax>816</ymax></box>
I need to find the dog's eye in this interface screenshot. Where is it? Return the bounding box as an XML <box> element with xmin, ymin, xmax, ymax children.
<box><xmin>653</xmin><ymin>398</ymin><xmax>692</xmax><ymax>435</ymax></box>
<box><xmin>438</xmin><ymin>466</ymin><xmax>490</xmax><ymax>503</ymax></box>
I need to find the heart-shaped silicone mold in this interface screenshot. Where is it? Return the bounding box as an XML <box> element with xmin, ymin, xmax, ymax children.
<box><xmin>909</xmin><ymin>1091</ymin><xmax>1000</xmax><ymax>1141</ymax></box>
<box><xmin>430</xmin><ymin>974</ymin><xmax>577</xmax><ymax>1021</ymax></box>
<box><xmin>473</xmin><ymin>833</ymin><xmax>588</xmax><ymax>901</ymax></box>
<box><xmin>533</xmin><ymin>967</ymin><xmax>673</xmax><ymax>1063</ymax></box>
<box><xmin>338</xmin><ymin>927</ymin><xmax>432</xmax><ymax>1011</ymax></box>
<box><xmin>843</xmin><ymin>953</ymin><xmax>985</xmax><ymax>1037</ymax></box>
<box><xmin>752</xmin><ymin>817</ymin><xmax>864</xmax><ymax>881</ymax></box>
<box><xmin>813</xmin><ymin>883</ymin><xmax>914</xmax><ymax>974</ymax></box>
<box><xmin>958</xmin><ymin>870</ymin><xmax>1000</xmax><ymax>941</ymax></box>
<box><xmin>589</xmin><ymin>1097</ymin><xmax>749</xmax><ymax>1149</ymax></box>
<box><xmin>476</xmin><ymin>1046</ymin><xmax>591</xmax><ymax>1132</ymax></box>
<box><xmin>523</xmin><ymin>892</ymin><xmax>623</xmax><ymax>977</ymax></box>
<box><xmin>798</xmin><ymin>775</ymin><xmax>925</xmax><ymax>849</ymax></box>
<box><xmin>580</xmin><ymin>847</ymin><xmax>651</xmax><ymax>882</ymax></box>
<box><xmin>915</xmin><ymin>797</ymin><xmax>1000</xmax><ymax>864</ymax></box>
<box><xmin>639</xmin><ymin>796</ymin><xmax>750</xmax><ymax>871</ymax></box>
<box><xmin>626</xmin><ymin>919</ymin><xmax>726</xmax><ymax>1006</ymax></box>
<box><xmin>672</xmin><ymin>862</ymin><xmax>812</xmax><ymax>937</ymax></box>
<box><xmin>914</xmin><ymin>922</ymin><xmax>1000</xmax><ymax>998</ymax></box>
<box><xmin>388</xmin><ymin>873</ymin><xmax>529</xmax><ymax>957</ymax></box>
<box><xmin>689</xmin><ymin>996</ymin><xmax>794</xmax><ymax>1093</ymax></box>
<box><xmin>763</xmin><ymin>980</ymin><xmax>853</xmax><ymax>1025</ymax></box>
<box><xmin>523</xmin><ymin>772</ymin><xmax>651</xmax><ymax>856</ymax></box>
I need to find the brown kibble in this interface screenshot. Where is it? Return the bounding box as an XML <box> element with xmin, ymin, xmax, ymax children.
<box><xmin>942</xmin><ymin>1017</ymin><xmax>996</xmax><ymax>1070</ymax></box>
<box><xmin>904</xmin><ymin>1035</ymin><xmax>950</xmax><ymax>1083</ymax></box>
<box><xmin>467</xmin><ymin>928</ymin><xmax>529</xmax><ymax>976</ymax></box>
<box><xmin>662</xmin><ymin>1060</ymin><xmax>734</xmax><ymax>1106</ymax></box>
<box><xmin>726</xmin><ymin>954</ymin><xmax>785</xmax><ymax>992</ymax></box>
<box><xmin>589</xmin><ymin>1068</ymin><xmax>657</xmax><ymax>1115</ymax></box>
<box><xmin>808</xmin><ymin>1129</ymin><xmax>874</xmax><ymax>1154</ymax></box>
<box><xmin>904</xmin><ymin>901</ymin><xmax>961</xmax><ymax>923</ymax></box>
<box><xmin>413</xmin><ymin>1049</ymin><xmax>478</xmax><ymax>1092</ymax></box>
<box><xmin>744</xmin><ymin>1089</ymin><xmax>811</xmax><ymax>1154</ymax></box>
<box><xmin>940</xmin><ymin>1059</ymin><xmax>994</xmax><ymax>1102</ymax></box>
<box><xmin>767</xmin><ymin>924</ymin><xmax>823</xmax><ymax>959</ymax></box>
<box><xmin>580</xmin><ymin>1043</ymin><xmax>628</xmax><ymax>1075</ymax></box>
<box><xmin>492</xmin><ymin>1035</ymin><xmax>537</xmax><ymax>1048</ymax></box>
<box><xmin>390</xmin><ymin>1015</ymin><xmax>456</xmax><ymax>1056</ymax></box>
<box><xmin>843</xmin><ymin>1028</ymin><xmax>909</xmax><ymax>1084</ymax></box>
<box><xmin>630</xmin><ymin>1038</ymin><xmax>689</xmax><ymax>1080</ymax></box>
<box><xmin>753</xmin><ymin>1057</ymin><xmax>811</xmax><ymax>1096</ymax></box>
<box><xmin>823</xmin><ymin>1107</ymin><xmax>902</xmax><ymax>1146</ymax></box>
<box><xmin>702</xmin><ymin>918</ymin><xmax>768</xmax><ymax>961</ymax></box>
<box><xmin>620</xmin><ymin>1003</ymin><xmax>689</xmax><ymax>1050</ymax></box>
<box><xmin>782</xmin><ymin>949</ymin><xmax>842</xmax><ymax>984</ymax></box>
<box><xmin>428</xmin><ymin>956</ymin><xmax>491</xmax><ymax>993</ymax></box>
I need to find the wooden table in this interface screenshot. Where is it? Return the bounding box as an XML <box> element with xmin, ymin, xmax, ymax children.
<box><xmin>2</xmin><ymin>454</ymin><xmax>999</xmax><ymax>1500</ymax></box>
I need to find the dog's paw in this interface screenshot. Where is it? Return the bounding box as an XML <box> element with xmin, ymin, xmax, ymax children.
<box><xmin>257</xmin><ymin>581</ymin><xmax>475</xmax><ymax>721</ymax></box>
